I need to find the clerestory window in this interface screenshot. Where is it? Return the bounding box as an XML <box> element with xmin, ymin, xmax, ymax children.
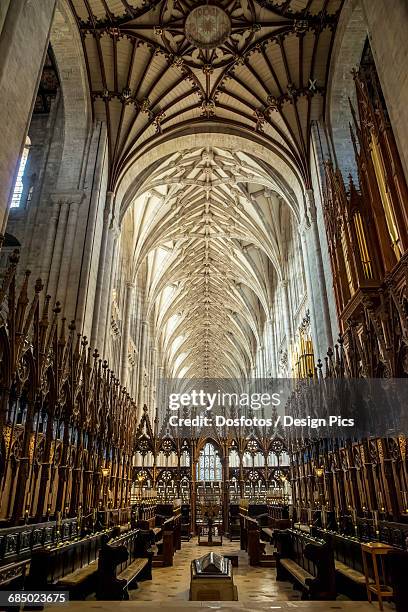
<box><xmin>11</xmin><ymin>136</ymin><xmax>31</xmax><ymax>208</ymax></box>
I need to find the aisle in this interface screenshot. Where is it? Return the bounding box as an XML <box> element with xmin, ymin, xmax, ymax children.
<box><xmin>129</xmin><ymin>537</ymin><xmax>301</xmax><ymax>603</ymax></box>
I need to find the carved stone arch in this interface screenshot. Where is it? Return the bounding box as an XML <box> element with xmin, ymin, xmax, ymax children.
<box><xmin>49</xmin><ymin>0</ymin><xmax>92</xmax><ymax>192</ymax></box>
<box><xmin>116</xmin><ymin>131</ymin><xmax>305</xmax><ymax>222</ymax></box>
<box><xmin>196</xmin><ymin>436</ymin><xmax>223</xmax><ymax>458</ymax></box>
<box><xmin>326</xmin><ymin>0</ymin><xmax>368</xmax><ymax>178</ymax></box>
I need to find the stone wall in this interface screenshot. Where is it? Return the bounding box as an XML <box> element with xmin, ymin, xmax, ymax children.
<box><xmin>361</xmin><ymin>0</ymin><xmax>408</xmax><ymax>183</ymax></box>
<box><xmin>0</xmin><ymin>0</ymin><xmax>57</xmax><ymax>237</ymax></box>
<box><xmin>327</xmin><ymin>0</ymin><xmax>408</xmax><ymax>184</ymax></box>
<box><xmin>309</xmin><ymin>122</ymin><xmax>340</xmax><ymax>350</ymax></box>
<box><xmin>4</xmin><ymin>0</ymin><xmax>107</xmax><ymax>343</ymax></box>
<box><xmin>326</xmin><ymin>0</ymin><xmax>367</xmax><ymax>179</ymax></box>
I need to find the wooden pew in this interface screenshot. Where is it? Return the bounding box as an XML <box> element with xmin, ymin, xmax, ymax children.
<box><xmin>312</xmin><ymin>528</ymin><xmax>369</xmax><ymax>599</ymax></box>
<box><xmin>0</xmin><ymin>558</ymin><xmax>30</xmax><ymax>590</ymax></box>
<box><xmin>181</xmin><ymin>504</ymin><xmax>191</xmax><ymax>541</ymax></box>
<box><xmin>275</xmin><ymin>528</ymin><xmax>336</xmax><ymax>600</ymax></box>
<box><xmin>261</xmin><ymin>505</ymin><xmax>291</xmax><ymax>543</ymax></box>
<box><xmin>387</xmin><ymin>550</ymin><xmax>408</xmax><ymax>612</ymax></box>
<box><xmin>0</xmin><ymin>518</ymin><xmax>79</xmax><ymax>566</ymax></box>
<box><xmin>152</xmin><ymin>514</ymin><xmax>180</xmax><ymax>567</ymax></box>
<box><xmin>96</xmin><ymin>528</ymin><xmax>152</xmax><ymax>600</ymax></box>
<box><xmin>228</xmin><ymin>503</ymin><xmax>240</xmax><ymax>541</ymax></box>
<box><xmin>240</xmin><ymin>514</ymin><xmax>274</xmax><ymax>567</ymax></box>
<box><xmin>26</xmin><ymin>530</ymin><xmax>115</xmax><ymax>600</ymax></box>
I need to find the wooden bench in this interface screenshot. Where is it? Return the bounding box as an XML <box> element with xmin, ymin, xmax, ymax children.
<box><xmin>275</xmin><ymin>528</ymin><xmax>336</xmax><ymax>600</ymax></box>
<box><xmin>96</xmin><ymin>528</ymin><xmax>152</xmax><ymax>600</ymax></box>
<box><xmin>260</xmin><ymin>520</ymin><xmax>291</xmax><ymax>543</ymax></box>
<box><xmin>240</xmin><ymin>514</ymin><xmax>275</xmax><ymax>567</ymax></box>
<box><xmin>312</xmin><ymin>528</ymin><xmax>369</xmax><ymax>599</ymax></box>
<box><xmin>0</xmin><ymin>558</ymin><xmax>30</xmax><ymax>590</ymax></box>
<box><xmin>388</xmin><ymin>550</ymin><xmax>408</xmax><ymax>612</ymax></box>
<box><xmin>181</xmin><ymin>503</ymin><xmax>191</xmax><ymax>541</ymax></box>
<box><xmin>26</xmin><ymin>530</ymin><xmax>115</xmax><ymax>600</ymax></box>
<box><xmin>152</xmin><ymin>515</ymin><xmax>181</xmax><ymax>567</ymax></box>
<box><xmin>257</xmin><ymin>505</ymin><xmax>291</xmax><ymax>544</ymax></box>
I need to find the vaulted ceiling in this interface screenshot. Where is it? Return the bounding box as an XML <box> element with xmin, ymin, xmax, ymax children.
<box><xmin>68</xmin><ymin>0</ymin><xmax>344</xmax><ymax>191</ymax></box>
<box><xmin>123</xmin><ymin>146</ymin><xmax>299</xmax><ymax>378</ymax></box>
<box><xmin>66</xmin><ymin>0</ymin><xmax>343</xmax><ymax>379</ymax></box>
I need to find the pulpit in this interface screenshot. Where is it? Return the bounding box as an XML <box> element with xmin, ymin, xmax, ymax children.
<box><xmin>189</xmin><ymin>552</ymin><xmax>238</xmax><ymax>601</ymax></box>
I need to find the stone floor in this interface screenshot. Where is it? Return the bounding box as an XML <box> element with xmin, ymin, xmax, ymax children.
<box><xmin>129</xmin><ymin>537</ymin><xmax>301</xmax><ymax>603</ymax></box>
<box><xmin>71</xmin><ymin>536</ymin><xmax>394</xmax><ymax>610</ymax></box>
<box><xmin>137</xmin><ymin>538</ymin><xmax>395</xmax><ymax>610</ymax></box>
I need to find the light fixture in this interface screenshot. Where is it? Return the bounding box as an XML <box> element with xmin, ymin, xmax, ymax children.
<box><xmin>315</xmin><ymin>466</ymin><xmax>324</xmax><ymax>478</ymax></box>
<box><xmin>101</xmin><ymin>468</ymin><xmax>110</xmax><ymax>478</ymax></box>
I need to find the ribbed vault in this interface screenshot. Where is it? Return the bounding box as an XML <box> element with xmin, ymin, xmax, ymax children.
<box><xmin>68</xmin><ymin>0</ymin><xmax>343</xmax><ymax>190</ymax></box>
<box><xmin>124</xmin><ymin>146</ymin><xmax>298</xmax><ymax>378</ymax></box>
<box><xmin>65</xmin><ymin>0</ymin><xmax>341</xmax><ymax>380</ymax></box>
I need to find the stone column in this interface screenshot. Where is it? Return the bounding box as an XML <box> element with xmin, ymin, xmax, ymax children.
<box><xmin>91</xmin><ymin>191</ymin><xmax>114</xmax><ymax>348</ymax></box>
<box><xmin>45</xmin><ymin>191</ymin><xmax>84</xmax><ymax>316</ymax></box>
<box><xmin>301</xmin><ymin>190</ymin><xmax>334</xmax><ymax>358</ymax></box>
<box><xmin>45</xmin><ymin>195</ymin><xmax>69</xmax><ymax>301</ymax></box>
<box><xmin>120</xmin><ymin>282</ymin><xmax>134</xmax><ymax>386</ymax></box>
<box><xmin>257</xmin><ymin>345</ymin><xmax>265</xmax><ymax>379</ymax></box>
<box><xmin>56</xmin><ymin>194</ymin><xmax>83</xmax><ymax>309</ymax></box>
<box><xmin>39</xmin><ymin>199</ymin><xmax>61</xmax><ymax>287</ymax></box>
<box><xmin>148</xmin><ymin>347</ymin><xmax>158</xmax><ymax>418</ymax></box>
<box><xmin>156</xmin><ymin>364</ymin><xmax>165</xmax><ymax>421</ymax></box>
<box><xmin>97</xmin><ymin>213</ymin><xmax>120</xmax><ymax>356</ymax></box>
<box><xmin>74</xmin><ymin>127</ymin><xmax>109</xmax><ymax>338</ymax></box>
<box><xmin>0</xmin><ymin>0</ymin><xmax>57</xmax><ymax>239</ymax></box>
<box><xmin>265</xmin><ymin>317</ymin><xmax>277</xmax><ymax>378</ymax></box>
<box><xmin>299</xmin><ymin>224</ymin><xmax>319</xmax><ymax>357</ymax></box>
<box><xmin>137</xmin><ymin>321</ymin><xmax>148</xmax><ymax>413</ymax></box>
<box><xmin>280</xmin><ymin>279</ymin><xmax>293</xmax><ymax>373</ymax></box>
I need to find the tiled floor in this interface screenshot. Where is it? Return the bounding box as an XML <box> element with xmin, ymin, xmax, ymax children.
<box><xmin>76</xmin><ymin>537</ymin><xmax>394</xmax><ymax>610</ymax></box>
<box><xmin>130</xmin><ymin>538</ymin><xmax>298</xmax><ymax>603</ymax></box>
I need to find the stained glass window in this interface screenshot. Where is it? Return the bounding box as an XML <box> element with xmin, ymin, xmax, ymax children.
<box><xmin>11</xmin><ymin>137</ymin><xmax>31</xmax><ymax>208</ymax></box>
<box><xmin>197</xmin><ymin>442</ymin><xmax>222</xmax><ymax>481</ymax></box>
